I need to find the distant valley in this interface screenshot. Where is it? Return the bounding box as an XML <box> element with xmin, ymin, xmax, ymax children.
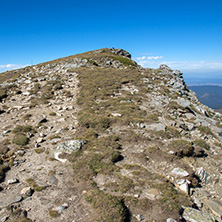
<box><xmin>189</xmin><ymin>85</ymin><xmax>222</xmax><ymax>111</ymax></box>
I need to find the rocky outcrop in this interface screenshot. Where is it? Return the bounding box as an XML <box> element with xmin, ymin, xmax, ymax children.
<box><xmin>110</xmin><ymin>48</ymin><xmax>132</xmax><ymax>58</ymax></box>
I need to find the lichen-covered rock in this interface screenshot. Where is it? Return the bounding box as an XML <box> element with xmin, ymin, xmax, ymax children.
<box><xmin>55</xmin><ymin>140</ymin><xmax>86</xmax><ymax>154</ymax></box>
<box><xmin>182</xmin><ymin>207</ymin><xmax>215</xmax><ymax>222</ymax></box>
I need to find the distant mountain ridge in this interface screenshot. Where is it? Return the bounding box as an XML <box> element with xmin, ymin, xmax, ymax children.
<box><xmin>190</xmin><ymin>85</ymin><xmax>222</xmax><ymax>109</ymax></box>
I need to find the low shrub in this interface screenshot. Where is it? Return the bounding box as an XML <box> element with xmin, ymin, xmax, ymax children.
<box><xmin>26</xmin><ymin>178</ymin><xmax>45</xmax><ymax>192</ymax></box>
<box><xmin>85</xmin><ymin>190</ymin><xmax>127</xmax><ymax>222</ymax></box>
<box><xmin>111</xmin><ymin>56</ymin><xmax>135</xmax><ymax>66</ymax></box>
<box><xmin>48</xmin><ymin>209</ymin><xmax>59</xmax><ymax>218</ymax></box>
<box><xmin>0</xmin><ymin>87</ymin><xmax>7</xmax><ymax>102</ymax></box>
<box><xmin>170</xmin><ymin>140</ymin><xmax>194</xmax><ymax>157</ymax></box>
<box><xmin>12</xmin><ymin>134</ymin><xmax>28</xmax><ymax>146</ymax></box>
<box><xmin>12</xmin><ymin>125</ymin><xmax>32</xmax><ymax>134</ymax></box>
<box><xmin>193</xmin><ymin>139</ymin><xmax>210</xmax><ymax>150</ymax></box>
<box><xmin>198</xmin><ymin>126</ymin><xmax>216</xmax><ymax>137</ymax></box>
<box><xmin>23</xmin><ymin>114</ymin><xmax>32</xmax><ymax>120</ymax></box>
<box><xmin>49</xmin><ymin>112</ymin><xmax>56</xmax><ymax>116</ymax></box>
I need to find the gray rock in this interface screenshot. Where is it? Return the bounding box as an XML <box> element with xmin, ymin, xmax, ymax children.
<box><xmin>54</xmin><ymin>202</ymin><xmax>69</xmax><ymax>214</ymax></box>
<box><xmin>206</xmin><ymin>199</ymin><xmax>222</xmax><ymax>218</ymax></box>
<box><xmin>196</xmin><ymin>167</ymin><xmax>208</xmax><ymax>184</ymax></box>
<box><xmin>7</xmin><ymin>178</ymin><xmax>19</xmax><ymax>184</ymax></box>
<box><xmin>185</xmin><ymin>113</ymin><xmax>196</xmax><ymax>119</ymax></box>
<box><xmin>0</xmin><ymin>195</ymin><xmax>23</xmax><ymax>208</ymax></box>
<box><xmin>21</xmin><ymin>187</ymin><xmax>33</xmax><ymax>197</ymax></box>
<box><xmin>193</xmin><ymin>197</ymin><xmax>202</xmax><ymax>208</ymax></box>
<box><xmin>111</xmin><ymin>48</ymin><xmax>131</xmax><ymax>58</ymax></box>
<box><xmin>49</xmin><ymin>138</ymin><xmax>61</xmax><ymax>144</ymax></box>
<box><xmin>179</xmin><ymin>182</ymin><xmax>189</xmax><ymax>194</ymax></box>
<box><xmin>23</xmin><ymin>91</ymin><xmax>30</xmax><ymax>96</ymax></box>
<box><xmin>171</xmin><ymin>168</ymin><xmax>189</xmax><ymax>178</ymax></box>
<box><xmin>159</xmin><ymin>64</ymin><xmax>171</xmax><ymax>71</ymax></box>
<box><xmin>182</xmin><ymin>207</ymin><xmax>214</xmax><ymax>222</ymax></box>
<box><xmin>55</xmin><ymin>140</ymin><xmax>86</xmax><ymax>154</ymax></box>
<box><xmin>176</xmin><ymin>98</ymin><xmax>190</xmax><ymax>107</ymax></box>
<box><xmin>48</xmin><ymin>175</ymin><xmax>58</xmax><ymax>185</ymax></box>
<box><xmin>135</xmin><ymin>214</ymin><xmax>144</xmax><ymax>221</ymax></box>
<box><xmin>39</xmin><ymin>118</ymin><xmax>47</xmax><ymax>123</ymax></box>
<box><xmin>36</xmin><ymin>137</ymin><xmax>44</xmax><ymax>143</ymax></box>
<box><xmin>167</xmin><ymin>219</ymin><xmax>177</xmax><ymax>222</ymax></box>
<box><xmin>147</xmin><ymin>123</ymin><xmax>165</xmax><ymax>131</ymax></box>
<box><xmin>16</xmin><ymin>150</ymin><xmax>25</xmax><ymax>156</ymax></box>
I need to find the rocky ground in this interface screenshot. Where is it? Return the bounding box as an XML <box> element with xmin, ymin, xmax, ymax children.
<box><xmin>0</xmin><ymin>48</ymin><xmax>222</xmax><ymax>222</ymax></box>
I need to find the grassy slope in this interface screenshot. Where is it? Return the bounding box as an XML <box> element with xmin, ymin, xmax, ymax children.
<box><xmin>70</xmin><ymin>64</ymin><xmax>190</xmax><ymax>221</ymax></box>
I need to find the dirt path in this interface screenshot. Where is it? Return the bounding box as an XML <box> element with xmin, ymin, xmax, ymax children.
<box><xmin>0</xmin><ymin>71</ymin><xmax>94</xmax><ymax>221</ymax></box>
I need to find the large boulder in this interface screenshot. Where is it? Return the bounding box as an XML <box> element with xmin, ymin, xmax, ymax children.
<box><xmin>182</xmin><ymin>207</ymin><xmax>215</xmax><ymax>222</ymax></box>
<box><xmin>55</xmin><ymin>140</ymin><xmax>86</xmax><ymax>154</ymax></box>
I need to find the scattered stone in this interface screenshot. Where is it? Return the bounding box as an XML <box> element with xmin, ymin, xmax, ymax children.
<box><xmin>21</xmin><ymin>187</ymin><xmax>33</xmax><ymax>197</ymax></box>
<box><xmin>3</xmin><ymin>130</ymin><xmax>11</xmax><ymax>134</ymax></box>
<box><xmin>182</xmin><ymin>207</ymin><xmax>215</xmax><ymax>222</ymax></box>
<box><xmin>49</xmin><ymin>138</ymin><xmax>61</xmax><ymax>143</ymax></box>
<box><xmin>54</xmin><ymin>202</ymin><xmax>69</xmax><ymax>214</ymax></box>
<box><xmin>167</xmin><ymin>219</ymin><xmax>177</xmax><ymax>222</ymax></box>
<box><xmin>193</xmin><ymin>197</ymin><xmax>202</xmax><ymax>208</ymax></box>
<box><xmin>54</xmin><ymin>152</ymin><xmax>67</xmax><ymax>163</ymax></box>
<box><xmin>111</xmin><ymin>112</ymin><xmax>122</xmax><ymax>117</ymax></box>
<box><xmin>16</xmin><ymin>150</ymin><xmax>25</xmax><ymax>156</ymax></box>
<box><xmin>23</xmin><ymin>92</ymin><xmax>30</xmax><ymax>96</ymax></box>
<box><xmin>7</xmin><ymin>179</ymin><xmax>19</xmax><ymax>184</ymax></box>
<box><xmin>39</xmin><ymin>118</ymin><xmax>47</xmax><ymax>124</ymax></box>
<box><xmin>36</xmin><ymin>137</ymin><xmax>44</xmax><ymax>143</ymax></box>
<box><xmin>57</xmin><ymin>118</ymin><xmax>65</xmax><ymax>122</ymax></box>
<box><xmin>40</xmin><ymin>133</ymin><xmax>46</xmax><ymax>137</ymax></box>
<box><xmin>135</xmin><ymin>214</ymin><xmax>144</xmax><ymax>221</ymax></box>
<box><xmin>171</xmin><ymin>168</ymin><xmax>189</xmax><ymax>178</ymax></box>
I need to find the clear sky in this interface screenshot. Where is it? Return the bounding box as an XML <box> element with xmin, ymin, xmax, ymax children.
<box><xmin>0</xmin><ymin>0</ymin><xmax>222</xmax><ymax>82</ymax></box>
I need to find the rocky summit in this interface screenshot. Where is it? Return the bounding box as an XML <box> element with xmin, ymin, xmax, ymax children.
<box><xmin>0</xmin><ymin>48</ymin><xmax>222</xmax><ymax>222</ymax></box>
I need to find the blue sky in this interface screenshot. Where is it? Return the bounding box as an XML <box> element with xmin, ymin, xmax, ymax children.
<box><xmin>0</xmin><ymin>0</ymin><xmax>222</xmax><ymax>83</ymax></box>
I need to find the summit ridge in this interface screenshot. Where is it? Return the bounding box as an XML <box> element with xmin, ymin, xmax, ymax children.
<box><xmin>0</xmin><ymin>48</ymin><xmax>222</xmax><ymax>222</ymax></box>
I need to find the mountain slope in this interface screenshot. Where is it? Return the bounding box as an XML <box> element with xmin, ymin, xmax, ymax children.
<box><xmin>189</xmin><ymin>85</ymin><xmax>222</xmax><ymax>109</ymax></box>
<box><xmin>0</xmin><ymin>48</ymin><xmax>222</xmax><ymax>222</ymax></box>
